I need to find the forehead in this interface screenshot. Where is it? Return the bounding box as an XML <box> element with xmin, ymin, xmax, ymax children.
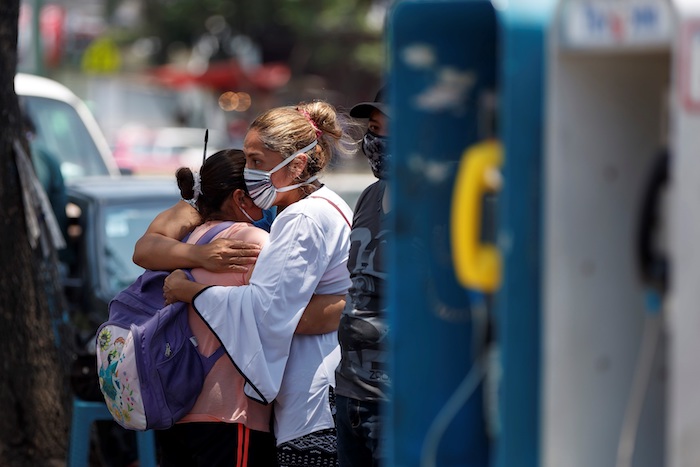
<box><xmin>243</xmin><ymin>129</ymin><xmax>265</xmax><ymax>154</ymax></box>
<box><xmin>368</xmin><ymin>109</ymin><xmax>387</xmax><ymax>125</ymax></box>
<box><xmin>243</xmin><ymin>129</ymin><xmax>285</xmax><ymax>166</ymax></box>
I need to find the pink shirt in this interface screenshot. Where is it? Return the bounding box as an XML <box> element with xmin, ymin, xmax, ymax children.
<box><xmin>178</xmin><ymin>221</ymin><xmax>272</xmax><ymax>432</ymax></box>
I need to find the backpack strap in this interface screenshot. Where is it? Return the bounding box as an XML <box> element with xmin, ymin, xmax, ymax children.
<box><xmin>194</xmin><ymin>221</ymin><xmax>236</xmax><ymax>245</ymax></box>
<box><xmin>308</xmin><ymin>196</ymin><xmax>351</xmax><ymax>227</ymax></box>
<box><xmin>188</xmin><ymin>223</ymin><xmax>234</xmax><ymax>371</ymax></box>
<box><xmin>200</xmin><ymin>346</ymin><xmax>227</xmax><ymax>373</ymax></box>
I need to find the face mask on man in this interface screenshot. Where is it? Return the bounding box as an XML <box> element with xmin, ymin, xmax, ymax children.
<box><xmin>244</xmin><ymin>141</ymin><xmax>319</xmax><ymax>210</ymax></box>
<box><xmin>362</xmin><ymin>130</ymin><xmax>391</xmax><ymax>180</ymax></box>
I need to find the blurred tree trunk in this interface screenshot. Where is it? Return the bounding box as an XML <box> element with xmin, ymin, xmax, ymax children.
<box><xmin>0</xmin><ymin>2</ymin><xmax>70</xmax><ymax>465</ymax></box>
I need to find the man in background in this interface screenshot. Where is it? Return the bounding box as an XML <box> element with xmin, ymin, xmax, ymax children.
<box><xmin>335</xmin><ymin>87</ymin><xmax>391</xmax><ymax>467</ymax></box>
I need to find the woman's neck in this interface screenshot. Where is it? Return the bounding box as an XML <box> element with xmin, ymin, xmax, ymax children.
<box><xmin>278</xmin><ymin>182</ymin><xmax>321</xmax><ymax>210</ymax></box>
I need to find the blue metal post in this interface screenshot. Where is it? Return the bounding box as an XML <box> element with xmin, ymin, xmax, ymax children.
<box><xmin>388</xmin><ymin>2</ymin><xmax>497</xmax><ymax>465</ymax></box>
<box><xmin>494</xmin><ymin>3</ymin><xmax>555</xmax><ymax>467</ymax></box>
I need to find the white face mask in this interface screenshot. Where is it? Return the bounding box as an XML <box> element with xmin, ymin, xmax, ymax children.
<box><xmin>240</xmin><ymin>205</ymin><xmax>262</xmax><ymax>223</ymax></box>
<box><xmin>244</xmin><ymin>140</ymin><xmax>319</xmax><ymax>210</ymax></box>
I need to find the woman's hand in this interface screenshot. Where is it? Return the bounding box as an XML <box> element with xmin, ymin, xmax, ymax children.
<box><xmin>194</xmin><ymin>238</ymin><xmax>261</xmax><ymax>273</ymax></box>
<box><xmin>163</xmin><ymin>269</ymin><xmax>206</xmax><ymax>305</ymax></box>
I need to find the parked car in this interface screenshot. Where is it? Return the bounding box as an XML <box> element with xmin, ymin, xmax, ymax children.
<box><xmin>112</xmin><ymin>126</ymin><xmax>230</xmax><ymax>176</ymax></box>
<box><xmin>15</xmin><ymin>72</ymin><xmax>121</xmax><ymax>180</ymax></box>
<box><xmin>60</xmin><ymin>176</ymin><xmax>180</xmax><ymax>465</ymax></box>
<box><xmin>83</xmin><ymin>76</ymin><xmax>229</xmax><ymax>145</ymax></box>
<box><xmin>63</xmin><ymin>176</ymin><xmax>181</xmax><ymax>343</ymax></box>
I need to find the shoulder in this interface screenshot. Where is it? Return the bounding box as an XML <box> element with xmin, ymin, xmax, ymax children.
<box><xmin>316</xmin><ymin>185</ymin><xmax>352</xmax><ymax>206</ymax></box>
<box><xmin>190</xmin><ymin>221</ymin><xmax>268</xmax><ymax>247</ymax></box>
<box><xmin>355</xmin><ymin>180</ymin><xmax>383</xmax><ymax>210</ymax></box>
<box><xmin>273</xmin><ymin>186</ymin><xmax>353</xmax><ymax>233</ymax></box>
<box><xmin>364</xmin><ymin>179</ymin><xmax>384</xmax><ymax>195</ymax></box>
<box><xmin>305</xmin><ymin>186</ymin><xmax>353</xmax><ymax>225</ymax></box>
<box><xmin>223</xmin><ymin>223</ymin><xmax>269</xmax><ymax>247</ymax></box>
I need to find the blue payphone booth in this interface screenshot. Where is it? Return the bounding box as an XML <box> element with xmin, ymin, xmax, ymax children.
<box><xmin>388</xmin><ymin>0</ymin><xmax>700</xmax><ymax>465</ymax></box>
<box><xmin>387</xmin><ymin>1</ymin><xmax>554</xmax><ymax>466</ymax></box>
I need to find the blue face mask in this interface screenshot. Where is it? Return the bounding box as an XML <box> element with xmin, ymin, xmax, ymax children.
<box><xmin>252</xmin><ymin>207</ymin><xmax>277</xmax><ymax>232</ymax></box>
<box><xmin>243</xmin><ymin>141</ymin><xmax>319</xmax><ymax>210</ymax></box>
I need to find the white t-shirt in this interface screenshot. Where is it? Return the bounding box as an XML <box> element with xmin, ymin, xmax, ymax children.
<box><xmin>193</xmin><ymin>185</ymin><xmax>352</xmax><ymax>444</ymax></box>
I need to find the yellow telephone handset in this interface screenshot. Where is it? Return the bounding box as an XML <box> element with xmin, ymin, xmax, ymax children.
<box><xmin>451</xmin><ymin>139</ymin><xmax>503</xmax><ymax>293</ymax></box>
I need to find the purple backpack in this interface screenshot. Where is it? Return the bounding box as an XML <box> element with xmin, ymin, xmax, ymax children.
<box><xmin>95</xmin><ymin>222</ymin><xmax>233</xmax><ymax>431</ymax></box>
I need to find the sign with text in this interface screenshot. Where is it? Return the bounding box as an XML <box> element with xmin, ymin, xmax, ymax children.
<box><xmin>561</xmin><ymin>0</ymin><xmax>673</xmax><ymax>49</ymax></box>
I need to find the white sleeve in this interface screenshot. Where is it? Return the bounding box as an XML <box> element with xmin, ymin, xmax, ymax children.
<box><xmin>192</xmin><ymin>211</ymin><xmax>330</xmax><ymax>404</ymax></box>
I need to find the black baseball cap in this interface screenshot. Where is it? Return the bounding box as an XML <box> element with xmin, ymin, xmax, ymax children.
<box><xmin>350</xmin><ymin>86</ymin><xmax>390</xmax><ymax>119</ymax></box>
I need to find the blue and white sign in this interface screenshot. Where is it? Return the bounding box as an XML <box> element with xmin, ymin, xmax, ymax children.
<box><xmin>562</xmin><ymin>0</ymin><xmax>673</xmax><ymax>49</ymax></box>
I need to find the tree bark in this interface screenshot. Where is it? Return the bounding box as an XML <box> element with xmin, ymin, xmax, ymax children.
<box><xmin>0</xmin><ymin>2</ymin><xmax>70</xmax><ymax>465</ymax></box>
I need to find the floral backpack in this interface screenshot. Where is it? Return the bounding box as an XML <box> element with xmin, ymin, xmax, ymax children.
<box><xmin>95</xmin><ymin>222</ymin><xmax>232</xmax><ymax>430</ymax></box>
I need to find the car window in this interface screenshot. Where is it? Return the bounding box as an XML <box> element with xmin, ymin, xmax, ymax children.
<box><xmin>100</xmin><ymin>200</ymin><xmax>177</xmax><ymax>296</ymax></box>
<box><xmin>20</xmin><ymin>95</ymin><xmax>112</xmax><ymax>180</ymax></box>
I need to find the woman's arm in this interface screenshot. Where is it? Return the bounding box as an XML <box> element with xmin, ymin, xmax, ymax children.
<box><xmin>164</xmin><ymin>268</ymin><xmax>344</xmax><ymax>335</ymax></box>
<box><xmin>296</xmin><ymin>294</ymin><xmax>345</xmax><ymax>335</ymax></box>
<box><xmin>133</xmin><ymin>200</ymin><xmax>260</xmax><ymax>272</ymax></box>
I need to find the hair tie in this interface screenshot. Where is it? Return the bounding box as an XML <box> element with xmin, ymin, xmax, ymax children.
<box><xmin>299</xmin><ymin>108</ymin><xmax>322</xmax><ymax>138</ymax></box>
<box><xmin>192</xmin><ymin>171</ymin><xmax>203</xmax><ymax>202</ymax></box>
<box><xmin>182</xmin><ymin>171</ymin><xmax>203</xmax><ymax>210</ymax></box>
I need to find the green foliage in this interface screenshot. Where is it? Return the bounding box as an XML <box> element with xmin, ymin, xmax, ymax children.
<box><xmin>355</xmin><ymin>42</ymin><xmax>386</xmax><ymax>72</ymax></box>
<box><xmin>136</xmin><ymin>0</ymin><xmax>385</xmax><ymax>74</ymax></box>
